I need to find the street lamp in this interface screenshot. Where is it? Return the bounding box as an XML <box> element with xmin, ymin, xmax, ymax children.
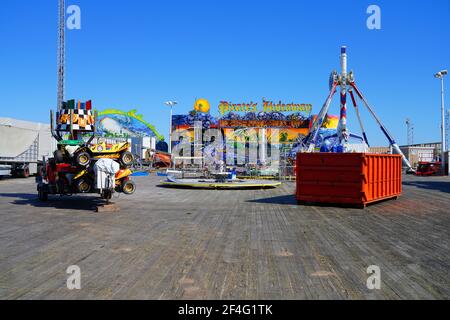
<box><xmin>165</xmin><ymin>100</ymin><xmax>178</xmax><ymax>153</ymax></box>
<box><xmin>434</xmin><ymin>70</ymin><xmax>448</xmax><ymax>175</ymax></box>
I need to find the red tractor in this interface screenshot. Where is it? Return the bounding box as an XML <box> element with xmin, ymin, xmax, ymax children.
<box><xmin>37</xmin><ymin>158</ymin><xmax>136</xmax><ymax>201</ymax></box>
<box><xmin>415</xmin><ymin>161</ymin><xmax>442</xmax><ymax>176</ymax></box>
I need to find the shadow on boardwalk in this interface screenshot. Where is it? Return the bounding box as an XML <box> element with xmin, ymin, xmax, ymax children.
<box><xmin>0</xmin><ymin>192</ymin><xmax>106</xmax><ymax>211</ymax></box>
<box><xmin>247</xmin><ymin>194</ymin><xmax>297</xmax><ymax>205</ymax></box>
<box><xmin>403</xmin><ymin>180</ymin><xmax>450</xmax><ymax>193</ymax></box>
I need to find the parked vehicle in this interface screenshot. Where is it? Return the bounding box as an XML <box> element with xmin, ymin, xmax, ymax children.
<box><xmin>0</xmin><ymin>118</ymin><xmax>55</xmax><ymax>177</ymax></box>
<box><xmin>54</xmin><ymin>140</ymin><xmax>134</xmax><ymax>168</ymax></box>
<box><xmin>415</xmin><ymin>161</ymin><xmax>442</xmax><ymax>176</ymax></box>
<box><xmin>36</xmin><ymin>103</ymin><xmax>138</xmax><ymax>201</ymax></box>
<box><xmin>37</xmin><ymin>157</ymin><xmax>136</xmax><ymax>201</ymax></box>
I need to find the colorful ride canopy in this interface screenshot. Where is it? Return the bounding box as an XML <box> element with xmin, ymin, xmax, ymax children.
<box><xmin>97</xmin><ymin>109</ymin><xmax>164</xmax><ymax>141</ymax></box>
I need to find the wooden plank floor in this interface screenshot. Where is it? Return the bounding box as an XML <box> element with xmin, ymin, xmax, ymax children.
<box><xmin>0</xmin><ymin>174</ymin><xmax>449</xmax><ymax>299</ymax></box>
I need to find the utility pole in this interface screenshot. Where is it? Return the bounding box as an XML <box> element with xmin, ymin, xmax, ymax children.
<box><xmin>57</xmin><ymin>0</ymin><xmax>65</xmax><ymax>111</ymax></box>
<box><xmin>434</xmin><ymin>70</ymin><xmax>448</xmax><ymax>174</ymax></box>
<box><xmin>446</xmin><ymin>109</ymin><xmax>450</xmax><ymax>155</ymax></box>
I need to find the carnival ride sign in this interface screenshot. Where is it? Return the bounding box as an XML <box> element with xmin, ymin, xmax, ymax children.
<box><xmin>218</xmin><ymin>99</ymin><xmax>312</xmax><ymax>116</ymax></box>
<box><xmin>219</xmin><ymin>119</ymin><xmax>309</xmax><ymax>128</ymax></box>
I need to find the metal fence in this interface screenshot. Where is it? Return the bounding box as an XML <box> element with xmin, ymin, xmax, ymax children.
<box><xmin>278</xmin><ymin>165</ymin><xmax>296</xmax><ymax>181</ymax></box>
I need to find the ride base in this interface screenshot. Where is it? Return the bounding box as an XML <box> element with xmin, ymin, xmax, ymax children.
<box><xmin>162</xmin><ymin>177</ymin><xmax>281</xmax><ymax>189</ymax></box>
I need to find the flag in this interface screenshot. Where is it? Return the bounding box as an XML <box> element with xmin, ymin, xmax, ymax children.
<box><xmin>86</xmin><ymin>100</ymin><xmax>92</xmax><ymax>110</ymax></box>
<box><xmin>67</xmin><ymin>99</ymin><xmax>75</xmax><ymax>109</ymax></box>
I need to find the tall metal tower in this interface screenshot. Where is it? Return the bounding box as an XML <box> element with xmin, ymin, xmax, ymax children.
<box><xmin>57</xmin><ymin>0</ymin><xmax>65</xmax><ymax>111</ymax></box>
<box><xmin>406</xmin><ymin>118</ymin><xmax>414</xmax><ymax>146</ymax></box>
<box><xmin>446</xmin><ymin>109</ymin><xmax>450</xmax><ymax>152</ymax></box>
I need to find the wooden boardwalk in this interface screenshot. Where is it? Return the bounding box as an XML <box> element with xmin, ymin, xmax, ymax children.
<box><xmin>0</xmin><ymin>174</ymin><xmax>449</xmax><ymax>299</ymax></box>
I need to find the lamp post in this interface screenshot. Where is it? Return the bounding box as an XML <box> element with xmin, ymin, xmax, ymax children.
<box><xmin>434</xmin><ymin>70</ymin><xmax>448</xmax><ymax>175</ymax></box>
<box><xmin>165</xmin><ymin>101</ymin><xmax>178</xmax><ymax>153</ymax></box>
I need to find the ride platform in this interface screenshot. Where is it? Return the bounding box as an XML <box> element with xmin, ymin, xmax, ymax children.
<box><xmin>161</xmin><ymin>178</ymin><xmax>281</xmax><ymax>189</ymax></box>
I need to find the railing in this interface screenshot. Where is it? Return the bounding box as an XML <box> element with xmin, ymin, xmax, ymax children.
<box><xmin>0</xmin><ymin>135</ymin><xmax>39</xmax><ymax>163</ymax></box>
<box><xmin>278</xmin><ymin>165</ymin><xmax>296</xmax><ymax>181</ymax></box>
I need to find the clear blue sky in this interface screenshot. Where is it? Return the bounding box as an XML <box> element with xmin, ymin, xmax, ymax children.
<box><xmin>0</xmin><ymin>0</ymin><xmax>449</xmax><ymax>146</ymax></box>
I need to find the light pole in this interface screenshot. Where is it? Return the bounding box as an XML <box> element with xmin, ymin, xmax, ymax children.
<box><xmin>434</xmin><ymin>70</ymin><xmax>448</xmax><ymax>175</ymax></box>
<box><xmin>165</xmin><ymin>101</ymin><xmax>178</xmax><ymax>153</ymax></box>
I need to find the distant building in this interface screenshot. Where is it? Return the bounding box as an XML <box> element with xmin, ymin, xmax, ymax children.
<box><xmin>400</xmin><ymin>142</ymin><xmax>442</xmax><ymax>154</ymax></box>
<box><xmin>368</xmin><ymin>146</ymin><xmax>392</xmax><ymax>154</ymax></box>
<box><xmin>399</xmin><ymin>142</ymin><xmax>441</xmax><ymax>169</ymax></box>
<box><xmin>369</xmin><ymin>142</ymin><xmax>444</xmax><ymax>169</ymax></box>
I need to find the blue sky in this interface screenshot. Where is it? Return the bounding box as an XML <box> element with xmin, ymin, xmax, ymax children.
<box><xmin>0</xmin><ymin>0</ymin><xmax>449</xmax><ymax>146</ymax></box>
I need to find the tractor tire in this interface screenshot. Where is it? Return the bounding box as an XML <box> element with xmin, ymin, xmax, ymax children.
<box><xmin>75</xmin><ymin>179</ymin><xmax>92</xmax><ymax>193</ymax></box>
<box><xmin>75</xmin><ymin>152</ymin><xmax>91</xmax><ymax>167</ymax></box>
<box><xmin>120</xmin><ymin>151</ymin><xmax>134</xmax><ymax>167</ymax></box>
<box><xmin>122</xmin><ymin>180</ymin><xmax>136</xmax><ymax>195</ymax></box>
<box><xmin>38</xmin><ymin>188</ymin><xmax>48</xmax><ymax>201</ymax></box>
<box><xmin>21</xmin><ymin>167</ymin><xmax>30</xmax><ymax>178</ymax></box>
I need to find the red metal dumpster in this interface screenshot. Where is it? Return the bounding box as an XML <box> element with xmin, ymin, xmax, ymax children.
<box><xmin>296</xmin><ymin>153</ymin><xmax>402</xmax><ymax>207</ymax></box>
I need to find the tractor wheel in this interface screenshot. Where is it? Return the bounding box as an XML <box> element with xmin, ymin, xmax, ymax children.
<box><xmin>76</xmin><ymin>179</ymin><xmax>92</xmax><ymax>193</ymax></box>
<box><xmin>38</xmin><ymin>188</ymin><xmax>48</xmax><ymax>201</ymax></box>
<box><xmin>20</xmin><ymin>167</ymin><xmax>30</xmax><ymax>178</ymax></box>
<box><xmin>75</xmin><ymin>152</ymin><xmax>91</xmax><ymax>167</ymax></box>
<box><xmin>120</xmin><ymin>151</ymin><xmax>134</xmax><ymax>167</ymax></box>
<box><xmin>122</xmin><ymin>180</ymin><xmax>136</xmax><ymax>195</ymax></box>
